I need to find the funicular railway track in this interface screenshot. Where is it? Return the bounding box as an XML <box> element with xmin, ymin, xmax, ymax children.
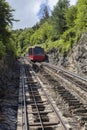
<box><xmin>42</xmin><ymin>62</ymin><xmax>87</xmax><ymax>92</ymax></box>
<box><xmin>36</xmin><ymin>62</ymin><xmax>87</xmax><ymax>130</ymax></box>
<box><xmin>16</xmin><ymin>58</ymin><xmax>87</xmax><ymax>130</ymax></box>
<box><xmin>16</xmin><ymin>59</ymin><xmax>69</xmax><ymax>130</ymax></box>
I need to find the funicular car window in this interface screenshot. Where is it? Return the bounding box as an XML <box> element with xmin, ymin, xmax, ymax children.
<box><xmin>34</xmin><ymin>47</ymin><xmax>44</xmax><ymax>55</ymax></box>
<box><xmin>28</xmin><ymin>48</ymin><xmax>32</xmax><ymax>55</ymax></box>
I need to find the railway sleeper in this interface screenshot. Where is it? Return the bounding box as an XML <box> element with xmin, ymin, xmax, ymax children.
<box><xmin>37</xmin><ymin>127</ymin><xmax>54</xmax><ymax>130</ymax></box>
<box><xmin>28</xmin><ymin>85</ymin><xmax>38</xmax><ymax>88</ymax></box>
<box><xmin>57</xmin><ymin>90</ymin><xmax>69</xmax><ymax>94</ymax></box>
<box><xmin>31</xmin><ymin>104</ymin><xmax>45</xmax><ymax>109</ymax></box>
<box><xmin>60</xmin><ymin>94</ymin><xmax>75</xmax><ymax>99</ymax></box>
<box><xmin>64</xmin><ymin>99</ymin><xmax>80</xmax><ymax>104</ymax></box>
<box><xmin>57</xmin><ymin>87</ymin><xmax>66</xmax><ymax>90</ymax></box>
<box><xmin>81</xmin><ymin>117</ymin><xmax>87</xmax><ymax>122</ymax></box>
<box><xmin>65</xmin><ymin>102</ymin><xmax>83</xmax><ymax>108</ymax></box>
<box><xmin>28</xmin><ymin>110</ymin><xmax>53</xmax><ymax>114</ymax></box>
<box><xmin>29</xmin><ymin>94</ymin><xmax>42</xmax><ymax>97</ymax></box>
<box><xmin>62</xmin><ymin>96</ymin><xmax>77</xmax><ymax>100</ymax></box>
<box><xmin>33</xmin><ymin>113</ymin><xmax>48</xmax><ymax>117</ymax></box>
<box><xmin>29</xmin><ymin>122</ymin><xmax>59</xmax><ymax>127</ymax></box>
<box><xmin>59</xmin><ymin>92</ymin><xmax>73</xmax><ymax>96</ymax></box>
<box><xmin>68</xmin><ymin>102</ymin><xmax>82</xmax><ymax>107</ymax></box>
<box><xmin>29</xmin><ymin>102</ymin><xmax>47</xmax><ymax>106</ymax></box>
<box><xmin>28</xmin><ymin>90</ymin><xmax>40</xmax><ymax>93</ymax></box>
<box><xmin>34</xmin><ymin>116</ymin><xmax>49</xmax><ymax>122</ymax></box>
<box><xmin>31</xmin><ymin>105</ymin><xmax>45</xmax><ymax>109</ymax></box>
<box><xmin>27</xmin><ymin>82</ymin><xmax>38</xmax><ymax>85</ymax></box>
<box><xmin>61</xmin><ymin>94</ymin><xmax>75</xmax><ymax>98</ymax></box>
<box><xmin>25</xmin><ymin>79</ymin><xmax>33</xmax><ymax>83</ymax></box>
<box><xmin>57</xmin><ymin>86</ymin><xmax>67</xmax><ymax>89</ymax></box>
<box><xmin>57</xmin><ymin>87</ymin><xmax>67</xmax><ymax>90</ymax></box>
<box><xmin>73</xmin><ymin>109</ymin><xmax>87</xmax><ymax>114</ymax></box>
<box><xmin>28</xmin><ymin>95</ymin><xmax>42</xmax><ymax>99</ymax></box>
<box><xmin>28</xmin><ymin>100</ymin><xmax>47</xmax><ymax>104</ymax></box>
<box><xmin>69</xmin><ymin>105</ymin><xmax>84</xmax><ymax>110</ymax></box>
<box><xmin>61</xmin><ymin>89</ymin><xmax>71</xmax><ymax>93</ymax></box>
<box><xmin>28</xmin><ymin>90</ymin><xmax>39</xmax><ymax>93</ymax></box>
<box><xmin>28</xmin><ymin>92</ymin><xmax>41</xmax><ymax>95</ymax></box>
<box><xmin>28</xmin><ymin>88</ymin><xmax>38</xmax><ymax>91</ymax></box>
<box><xmin>32</xmin><ymin>107</ymin><xmax>45</xmax><ymax>111</ymax></box>
<box><xmin>65</xmin><ymin>100</ymin><xmax>80</xmax><ymax>104</ymax></box>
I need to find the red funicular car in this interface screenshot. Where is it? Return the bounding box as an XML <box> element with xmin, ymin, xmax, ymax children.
<box><xmin>28</xmin><ymin>46</ymin><xmax>45</xmax><ymax>62</ymax></box>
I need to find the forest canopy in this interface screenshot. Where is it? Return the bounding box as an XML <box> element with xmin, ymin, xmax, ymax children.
<box><xmin>14</xmin><ymin>0</ymin><xmax>87</xmax><ymax>55</ymax></box>
<box><xmin>0</xmin><ymin>0</ymin><xmax>87</xmax><ymax>58</ymax></box>
<box><xmin>0</xmin><ymin>0</ymin><xmax>17</xmax><ymax>60</ymax></box>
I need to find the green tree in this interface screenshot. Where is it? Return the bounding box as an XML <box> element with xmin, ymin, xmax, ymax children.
<box><xmin>39</xmin><ymin>5</ymin><xmax>50</xmax><ymax>25</ymax></box>
<box><xmin>75</xmin><ymin>0</ymin><xmax>87</xmax><ymax>31</ymax></box>
<box><xmin>43</xmin><ymin>6</ymin><xmax>49</xmax><ymax>20</ymax></box>
<box><xmin>30</xmin><ymin>21</ymin><xmax>52</xmax><ymax>45</ymax></box>
<box><xmin>0</xmin><ymin>41</ymin><xmax>5</xmax><ymax>59</ymax></box>
<box><xmin>0</xmin><ymin>0</ymin><xmax>17</xmax><ymax>59</ymax></box>
<box><xmin>65</xmin><ymin>6</ymin><xmax>77</xmax><ymax>28</ymax></box>
<box><xmin>0</xmin><ymin>0</ymin><xmax>14</xmax><ymax>42</ymax></box>
<box><xmin>13</xmin><ymin>28</ymin><xmax>35</xmax><ymax>55</ymax></box>
<box><xmin>51</xmin><ymin>0</ymin><xmax>69</xmax><ymax>36</ymax></box>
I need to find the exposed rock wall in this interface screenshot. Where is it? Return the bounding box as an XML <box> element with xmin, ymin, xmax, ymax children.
<box><xmin>0</xmin><ymin>59</ymin><xmax>20</xmax><ymax>130</ymax></box>
<box><xmin>48</xmin><ymin>33</ymin><xmax>87</xmax><ymax>76</ymax></box>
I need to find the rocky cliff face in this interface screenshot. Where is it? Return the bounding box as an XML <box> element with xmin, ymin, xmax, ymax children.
<box><xmin>48</xmin><ymin>33</ymin><xmax>87</xmax><ymax>76</ymax></box>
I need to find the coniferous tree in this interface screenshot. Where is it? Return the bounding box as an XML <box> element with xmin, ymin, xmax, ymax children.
<box><xmin>51</xmin><ymin>0</ymin><xmax>69</xmax><ymax>37</ymax></box>
<box><xmin>75</xmin><ymin>0</ymin><xmax>87</xmax><ymax>31</ymax></box>
<box><xmin>39</xmin><ymin>5</ymin><xmax>50</xmax><ymax>25</ymax></box>
<box><xmin>0</xmin><ymin>0</ymin><xmax>16</xmax><ymax>59</ymax></box>
<box><xmin>0</xmin><ymin>0</ymin><xmax>14</xmax><ymax>42</ymax></box>
<box><xmin>43</xmin><ymin>6</ymin><xmax>49</xmax><ymax>20</ymax></box>
<box><xmin>65</xmin><ymin>6</ymin><xmax>77</xmax><ymax>28</ymax></box>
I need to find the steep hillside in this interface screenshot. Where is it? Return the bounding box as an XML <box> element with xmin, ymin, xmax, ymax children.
<box><xmin>48</xmin><ymin>33</ymin><xmax>87</xmax><ymax>76</ymax></box>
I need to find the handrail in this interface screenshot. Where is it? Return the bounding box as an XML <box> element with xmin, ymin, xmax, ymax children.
<box><xmin>42</xmin><ymin>62</ymin><xmax>87</xmax><ymax>83</ymax></box>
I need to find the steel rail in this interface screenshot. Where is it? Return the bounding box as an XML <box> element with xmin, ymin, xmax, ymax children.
<box><xmin>29</xmin><ymin>81</ymin><xmax>45</xmax><ymax>130</ymax></box>
<box><xmin>42</xmin><ymin>62</ymin><xmax>87</xmax><ymax>83</ymax></box>
<box><xmin>36</xmin><ymin>75</ymin><xmax>68</xmax><ymax>130</ymax></box>
<box><xmin>25</xmin><ymin>59</ymin><xmax>69</xmax><ymax>129</ymax></box>
<box><xmin>22</xmin><ymin>66</ymin><xmax>28</xmax><ymax>130</ymax></box>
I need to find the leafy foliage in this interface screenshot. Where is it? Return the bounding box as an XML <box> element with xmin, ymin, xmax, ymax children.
<box><xmin>30</xmin><ymin>21</ymin><xmax>52</xmax><ymax>45</ymax></box>
<box><xmin>6</xmin><ymin>38</ymin><xmax>17</xmax><ymax>58</ymax></box>
<box><xmin>0</xmin><ymin>0</ymin><xmax>17</xmax><ymax>60</ymax></box>
<box><xmin>13</xmin><ymin>0</ymin><xmax>87</xmax><ymax>56</ymax></box>
<box><xmin>0</xmin><ymin>0</ymin><xmax>14</xmax><ymax>42</ymax></box>
<box><xmin>38</xmin><ymin>4</ymin><xmax>50</xmax><ymax>25</ymax></box>
<box><xmin>13</xmin><ymin>28</ymin><xmax>34</xmax><ymax>55</ymax></box>
<box><xmin>75</xmin><ymin>0</ymin><xmax>87</xmax><ymax>31</ymax></box>
<box><xmin>0</xmin><ymin>41</ymin><xmax>5</xmax><ymax>59</ymax></box>
<box><xmin>51</xmin><ymin>0</ymin><xmax>69</xmax><ymax>36</ymax></box>
<box><xmin>65</xmin><ymin>6</ymin><xmax>77</xmax><ymax>28</ymax></box>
